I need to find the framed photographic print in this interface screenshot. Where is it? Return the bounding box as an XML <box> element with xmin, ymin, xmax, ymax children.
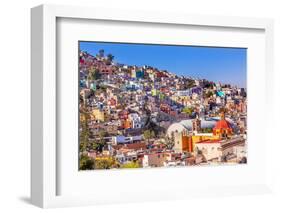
<box><xmin>31</xmin><ymin>4</ymin><xmax>274</xmax><ymax>208</ymax></box>
<box><xmin>78</xmin><ymin>41</ymin><xmax>248</xmax><ymax>170</ymax></box>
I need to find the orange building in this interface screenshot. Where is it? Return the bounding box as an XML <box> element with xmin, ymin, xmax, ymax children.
<box><xmin>122</xmin><ymin>119</ymin><xmax>132</xmax><ymax>129</ymax></box>
<box><xmin>174</xmin><ymin>130</ymin><xmax>193</xmax><ymax>153</ymax></box>
<box><xmin>173</xmin><ymin>112</ymin><xmax>233</xmax><ymax>153</ymax></box>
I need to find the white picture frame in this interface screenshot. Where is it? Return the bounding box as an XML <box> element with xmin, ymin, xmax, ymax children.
<box><xmin>31</xmin><ymin>4</ymin><xmax>274</xmax><ymax>208</ymax></box>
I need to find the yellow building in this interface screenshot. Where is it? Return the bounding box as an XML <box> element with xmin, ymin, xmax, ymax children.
<box><xmin>80</xmin><ymin>113</ymin><xmax>86</xmax><ymax>122</ymax></box>
<box><xmin>80</xmin><ymin>111</ymin><xmax>90</xmax><ymax>122</ymax></box>
<box><xmin>191</xmin><ymin>134</ymin><xmax>220</xmax><ymax>143</ymax></box>
<box><xmin>174</xmin><ymin>131</ymin><xmax>220</xmax><ymax>153</ymax></box>
<box><xmin>91</xmin><ymin>109</ymin><xmax>105</xmax><ymax>122</ymax></box>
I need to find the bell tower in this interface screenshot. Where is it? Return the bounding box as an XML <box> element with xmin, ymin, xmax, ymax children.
<box><xmin>220</xmin><ymin>111</ymin><xmax>225</xmax><ymax>120</ymax></box>
<box><xmin>192</xmin><ymin>115</ymin><xmax>201</xmax><ymax>134</ymax></box>
<box><xmin>219</xmin><ymin>108</ymin><xmax>226</xmax><ymax>120</ymax></box>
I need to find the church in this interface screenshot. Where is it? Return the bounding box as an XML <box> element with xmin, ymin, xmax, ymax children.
<box><xmin>172</xmin><ymin>112</ymin><xmax>234</xmax><ymax>153</ymax></box>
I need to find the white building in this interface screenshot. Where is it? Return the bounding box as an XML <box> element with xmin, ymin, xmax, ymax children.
<box><xmin>112</xmin><ymin>135</ymin><xmax>142</xmax><ymax>145</ymax></box>
<box><xmin>195</xmin><ymin>135</ymin><xmax>246</xmax><ymax>162</ymax></box>
<box><xmin>128</xmin><ymin>113</ymin><xmax>143</xmax><ymax>129</ymax></box>
<box><xmin>216</xmin><ymin>96</ymin><xmax>222</xmax><ymax>104</ymax></box>
<box><xmin>177</xmin><ymin>90</ymin><xmax>192</xmax><ymax>96</ymax></box>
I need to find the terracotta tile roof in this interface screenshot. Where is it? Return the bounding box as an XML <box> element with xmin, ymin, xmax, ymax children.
<box><xmin>112</xmin><ymin>143</ymin><xmax>147</xmax><ymax>151</ymax></box>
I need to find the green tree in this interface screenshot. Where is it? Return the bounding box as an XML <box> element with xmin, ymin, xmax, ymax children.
<box><xmin>79</xmin><ymin>155</ymin><xmax>95</xmax><ymax>170</ymax></box>
<box><xmin>143</xmin><ymin>130</ymin><xmax>155</xmax><ymax>143</ymax></box>
<box><xmin>186</xmin><ymin>79</ymin><xmax>196</xmax><ymax>88</ymax></box>
<box><xmin>163</xmin><ymin>133</ymin><xmax>175</xmax><ymax>149</ymax></box>
<box><xmin>98</xmin><ymin>130</ymin><xmax>107</xmax><ymax>144</ymax></box>
<box><xmin>182</xmin><ymin>107</ymin><xmax>193</xmax><ymax>116</ymax></box>
<box><xmin>90</xmin><ymin>138</ymin><xmax>102</xmax><ymax>152</ymax></box>
<box><xmin>87</xmin><ymin>67</ymin><xmax>101</xmax><ymax>81</ymax></box>
<box><xmin>98</xmin><ymin>49</ymin><xmax>105</xmax><ymax>58</ymax></box>
<box><xmin>79</xmin><ymin>111</ymin><xmax>91</xmax><ymax>152</ymax></box>
<box><xmin>94</xmin><ymin>158</ymin><xmax>115</xmax><ymax>169</ymax></box>
<box><xmin>90</xmin><ymin>130</ymin><xmax>108</xmax><ymax>152</ymax></box>
<box><xmin>206</xmin><ymin>91</ymin><xmax>214</xmax><ymax>98</ymax></box>
<box><xmin>107</xmin><ymin>53</ymin><xmax>114</xmax><ymax>62</ymax></box>
<box><xmin>121</xmin><ymin>161</ymin><xmax>140</xmax><ymax>169</ymax></box>
<box><xmin>201</xmin><ymin>128</ymin><xmax>213</xmax><ymax>133</ymax></box>
<box><xmin>150</xmin><ymin>130</ymin><xmax>155</xmax><ymax>138</ymax></box>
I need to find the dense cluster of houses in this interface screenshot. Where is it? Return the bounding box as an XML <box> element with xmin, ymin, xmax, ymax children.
<box><xmin>79</xmin><ymin>50</ymin><xmax>247</xmax><ymax>170</ymax></box>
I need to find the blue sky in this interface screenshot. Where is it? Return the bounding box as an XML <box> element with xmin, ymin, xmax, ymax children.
<box><xmin>79</xmin><ymin>41</ymin><xmax>247</xmax><ymax>88</ymax></box>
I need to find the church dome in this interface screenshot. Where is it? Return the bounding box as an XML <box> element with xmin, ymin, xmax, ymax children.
<box><xmin>179</xmin><ymin>119</ymin><xmax>217</xmax><ymax>130</ymax></box>
<box><xmin>167</xmin><ymin>123</ymin><xmax>188</xmax><ymax>136</ymax></box>
<box><xmin>214</xmin><ymin>119</ymin><xmax>232</xmax><ymax>129</ymax></box>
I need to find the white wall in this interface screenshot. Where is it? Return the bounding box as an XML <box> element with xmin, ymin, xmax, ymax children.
<box><xmin>0</xmin><ymin>0</ymin><xmax>281</xmax><ymax>212</ymax></box>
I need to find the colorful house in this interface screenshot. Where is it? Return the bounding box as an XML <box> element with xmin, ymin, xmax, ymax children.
<box><xmin>151</xmin><ymin>88</ymin><xmax>159</xmax><ymax>96</ymax></box>
<box><xmin>90</xmin><ymin>82</ymin><xmax>96</xmax><ymax>91</ymax></box>
<box><xmin>122</xmin><ymin>119</ymin><xmax>132</xmax><ymax>129</ymax></box>
<box><xmin>131</xmin><ymin>69</ymin><xmax>144</xmax><ymax>79</ymax></box>
<box><xmin>128</xmin><ymin>113</ymin><xmax>142</xmax><ymax>129</ymax></box>
<box><xmin>108</xmin><ymin>97</ymin><xmax>117</xmax><ymax>106</ymax></box>
<box><xmin>216</xmin><ymin>90</ymin><xmax>225</xmax><ymax>97</ymax></box>
<box><xmin>91</xmin><ymin>109</ymin><xmax>105</xmax><ymax>122</ymax></box>
<box><xmin>142</xmin><ymin>152</ymin><xmax>171</xmax><ymax>168</ymax></box>
<box><xmin>118</xmin><ymin>110</ymin><xmax>129</xmax><ymax>120</ymax></box>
